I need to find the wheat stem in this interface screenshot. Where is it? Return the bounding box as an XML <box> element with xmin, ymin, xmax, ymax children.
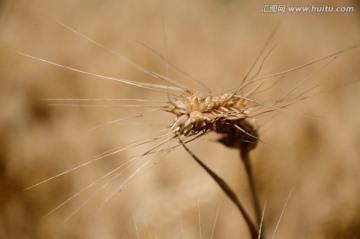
<box><xmin>179</xmin><ymin>138</ymin><xmax>258</xmax><ymax>239</ymax></box>
<box><xmin>240</xmin><ymin>149</ymin><xmax>264</xmax><ymax>239</ymax></box>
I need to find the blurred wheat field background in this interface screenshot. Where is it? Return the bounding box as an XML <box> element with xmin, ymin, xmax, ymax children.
<box><xmin>1</xmin><ymin>0</ymin><xmax>360</xmax><ymax>238</ymax></box>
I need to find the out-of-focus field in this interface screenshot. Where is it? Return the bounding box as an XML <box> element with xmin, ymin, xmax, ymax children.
<box><xmin>1</xmin><ymin>0</ymin><xmax>360</xmax><ymax>238</ymax></box>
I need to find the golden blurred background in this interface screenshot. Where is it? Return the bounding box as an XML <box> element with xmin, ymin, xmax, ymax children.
<box><xmin>1</xmin><ymin>0</ymin><xmax>360</xmax><ymax>238</ymax></box>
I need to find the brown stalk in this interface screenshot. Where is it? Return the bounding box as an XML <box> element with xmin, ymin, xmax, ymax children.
<box><xmin>240</xmin><ymin>148</ymin><xmax>264</xmax><ymax>239</ymax></box>
<box><xmin>179</xmin><ymin>138</ymin><xmax>258</xmax><ymax>239</ymax></box>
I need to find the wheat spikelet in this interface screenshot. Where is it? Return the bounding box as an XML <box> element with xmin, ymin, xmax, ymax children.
<box><xmin>167</xmin><ymin>90</ymin><xmax>258</xmax><ymax>148</ymax></box>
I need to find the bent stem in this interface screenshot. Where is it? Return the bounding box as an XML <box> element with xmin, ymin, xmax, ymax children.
<box><xmin>179</xmin><ymin>138</ymin><xmax>258</xmax><ymax>239</ymax></box>
<box><xmin>240</xmin><ymin>149</ymin><xmax>264</xmax><ymax>239</ymax></box>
